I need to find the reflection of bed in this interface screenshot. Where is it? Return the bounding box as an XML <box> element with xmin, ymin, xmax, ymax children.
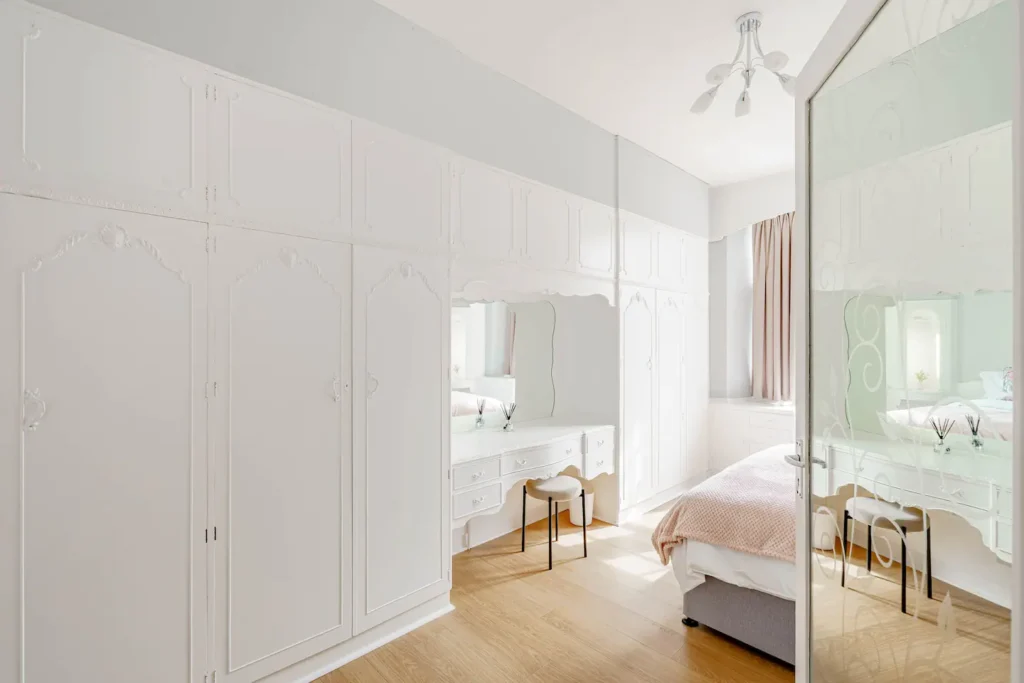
<box><xmin>883</xmin><ymin>399</ymin><xmax>1012</xmax><ymax>441</ymax></box>
<box><xmin>653</xmin><ymin>445</ymin><xmax>796</xmax><ymax>665</ymax></box>
<box><xmin>450</xmin><ymin>390</ymin><xmax>503</xmax><ymax>417</ymax></box>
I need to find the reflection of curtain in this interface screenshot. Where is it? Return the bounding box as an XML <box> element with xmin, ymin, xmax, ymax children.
<box><xmin>752</xmin><ymin>212</ymin><xmax>794</xmax><ymax>401</ymax></box>
<box><xmin>503</xmin><ymin>312</ymin><xmax>516</xmax><ymax>376</ymax></box>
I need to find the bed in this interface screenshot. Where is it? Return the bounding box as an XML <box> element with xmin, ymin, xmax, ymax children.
<box><xmin>653</xmin><ymin>444</ymin><xmax>796</xmax><ymax>665</ymax></box>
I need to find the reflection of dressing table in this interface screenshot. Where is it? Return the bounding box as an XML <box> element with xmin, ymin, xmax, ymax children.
<box><xmin>451</xmin><ymin>419</ymin><xmax>615</xmax><ymax>524</ymax></box>
<box><xmin>811</xmin><ymin>437</ymin><xmax>1013</xmax><ymax>563</ymax></box>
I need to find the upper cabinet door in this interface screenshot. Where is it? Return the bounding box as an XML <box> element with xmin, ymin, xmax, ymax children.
<box><xmin>0</xmin><ymin>3</ymin><xmax>209</xmax><ymax>216</ymax></box>
<box><xmin>621</xmin><ymin>285</ymin><xmax>657</xmax><ymax>507</ymax></box>
<box><xmin>210</xmin><ymin>77</ymin><xmax>352</xmax><ymax>241</ymax></box>
<box><xmin>576</xmin><ymin>201</ymin><xmax>616</xmax><ymax>278</ymax></box>
<box><xmin>656</xmin><ymin>226</ymin><xmax>686</xmax><ymax>290</ymax></box>
<box><xmin>353</xmin><ymin>121</ymin><xmax>450</xmax><ymax>252</ymax></box>
<box><xmin>0</xmin><ymin>194</ymin><xmax>209</xmax><ymax>683</ymax></box>
<box><xmin>452</xmin><ymin>160</ymin><xmax>517</xmax><ymax>262</ymax></box>
<box><xmin>208</xmin><ymin>227</ymin><xmax>352</xmax><ymax>682</ymax></box>
<box><xmin>523</xmin><ymin>183</ymin><xmax>573</xmax><ymax>270</ymax></box>
<box><xmin>352</xmin><ymin>246</ymin><xmax>449</xmax><ymax>634</ymax></box>
<box><xmin>656</xmin><ymin>290</ymin><xmax>686</xmax><ymax>492</ymax></box>
<box><xmin>620</xmin><ymin>214</ymin><xmax>657</xmax><ymax>284</ymax></box>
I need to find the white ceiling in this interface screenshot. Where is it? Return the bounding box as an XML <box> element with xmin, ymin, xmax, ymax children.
<box><xmin>373</xmin><ymin>0</ymin><xmax>844</xmax><ymax>186</ymax></box>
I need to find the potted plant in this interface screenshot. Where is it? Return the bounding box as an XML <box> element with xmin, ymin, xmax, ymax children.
<box><xmin>914</xmin><ymin>370</ymin><xmax>929</xmax><ymax>390</ymax></box>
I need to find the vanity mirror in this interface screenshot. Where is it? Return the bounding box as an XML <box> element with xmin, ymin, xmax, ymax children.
<box><xmin>450</xmin><ymin>300</ymin><xmax>555</xmax><ymax>431</ymax></box>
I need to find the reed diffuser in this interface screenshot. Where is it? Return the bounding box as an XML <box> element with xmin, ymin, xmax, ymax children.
<box><xmin>501</xmin><ymin>402</ymin><xmax>517</xmax><ymax>431</ymax></box>
<box><xmin>965</xmin><ymin>414</ymin><xmax>983</xmax><ymax>452</ymax></box>
<box><xmin>929</xmin><ymin>417</ymin><xmax>955</xmax><ymax>454</ymax></box>
<box><xmin>475</xmin><ymin>398</ymin><xmax>486</xmax><ymax>429</ymax></box>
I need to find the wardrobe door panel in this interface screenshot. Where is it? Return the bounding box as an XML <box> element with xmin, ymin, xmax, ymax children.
<box><xmin>656</xmin><ymin>290</ymin><xmax>686</xmax><ymax>491</ymax></box>
<box><xmin>210</xmin><ymin>226</ymin><xmax>352</xmax><ymax>682</ymax></box>
<box><xmin>353</xmin><ymin>246</ymin><xmax>449</xmax><ymax>634</ymax></box>
<box><xmin>0</xmin><ymin>3</ymin><xmax>209</xmax><ymax>215</ymax></box>
<box><xmin>621</xmin><ymin>285</ymin><xmax>656</xmax><ymax>506</ymax></box>
<box><xmin>620</xmin><ymin>215</ymin><xmax>656</xmax><ymax>284</ymax></box>
<box><xmin>577</xmin><ymin>201</ymin><xmax>615</xmax><ymax>277</ymax></box>
<box><xmin>454</xmin><ymin>161</ymin><xmax>517</xmax><ymax>262</ymax></box>
<box><xmin>0</xmin><ymin>195</ymin><xmax>208</xmax><ymax>683</ymax></box>
<box><xmin>211</xmin><ymin>78</ymin><xmax>351</xmax><ymax>240</ymax></box>
<box><xmin>523</xmin><ymin>184</ymin><xmax>573</xmax><ymax>270</ymax></box>
<box><xmin>353</xmin><ymin>121</ymin><xmax>450</xmax><ymax>251</ymax></box>
<box><xmin>656</xmin><ymin>227</ymin><xmax>686</xmax><ymax>289</ymax></box>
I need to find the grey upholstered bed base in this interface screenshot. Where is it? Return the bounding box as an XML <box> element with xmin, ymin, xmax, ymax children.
<box><xmin>682</xmin><ymin>576</ymin><xmax>796</xmax><ymax>666</ymax></box>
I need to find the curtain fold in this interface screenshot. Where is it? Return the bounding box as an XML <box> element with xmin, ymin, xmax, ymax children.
<box><xmin>752</xmin><ymin>212</ymin><xmax>794</xmax><ymax>402</ymax></box>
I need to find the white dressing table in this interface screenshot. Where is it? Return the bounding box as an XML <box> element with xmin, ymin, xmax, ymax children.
<box><xmin>811</xmin><ymin>437</ymin><xmax>1013</xmax><ymax>563</ymax></box>
<box><xmin>451</xmin><ymin>419</ymin><xmax>615</xmax><ymax>524</ymax></box>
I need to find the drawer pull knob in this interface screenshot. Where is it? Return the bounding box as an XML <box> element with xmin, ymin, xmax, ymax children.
<box><xmin>472</xmin><ymin>495</ymin><xmax>487</xmax><ymax>505</ymax></box>
<box><xmin>597</xmin><ymin>440</ymin><xmax>604</xmax><ymax>447</ymax></box>
<box><xmin>596</xmin><ymin>460</ymin><xmax>605</xmax><ymax>467</ymax></box>
<box><xmin>471</xmin><ymin>471</ymin><xmax>484</xmax><ymax>480</ymax></box>
<box><xmin>565</xmin><ymin>447</ymin><xmax>573</xmax><ymax>454</ymax></box>
<box><xmin>942</xmin><ymin>487</ymin><xmax>964</xmax><ymax>500</ymax></box>
<box><xmin>515</xmin><ymin>458</ymin><xmax>527</xmax><ymax>467</ymax></box>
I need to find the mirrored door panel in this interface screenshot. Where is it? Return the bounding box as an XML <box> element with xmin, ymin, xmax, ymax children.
<box><xmin>807</xmin><ymin>1</ymin><xmax>1013</xmax><ymax>680</ymax></box>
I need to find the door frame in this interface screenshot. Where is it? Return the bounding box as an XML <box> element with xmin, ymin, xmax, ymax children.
<box><xmin>793</xmin><ymin>0</ymin><xmax>1023</xmax><ymax>680</ymax></box>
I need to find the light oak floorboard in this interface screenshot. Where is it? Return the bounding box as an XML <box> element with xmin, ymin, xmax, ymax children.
<box><xmin>322</xmin><ymin>505</ymin><xmax>1010</xmax><ymax>683</ymax></box>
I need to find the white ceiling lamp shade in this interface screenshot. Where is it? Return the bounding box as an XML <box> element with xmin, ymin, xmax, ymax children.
<box><xmin>690</xmin><ymin>11</ymin><xmax>796</xmax><ymax>117</ymax></box>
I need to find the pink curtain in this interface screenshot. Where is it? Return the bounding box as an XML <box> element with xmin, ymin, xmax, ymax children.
<box><xmin>752</xmin><ymin>212</ymin><xmax>794</xmax><ymax>402</ymax></box>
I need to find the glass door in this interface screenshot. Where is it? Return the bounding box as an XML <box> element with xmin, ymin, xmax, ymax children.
<box><xmin>795</xmin><ymin>0</ymin><xmax>1019</xmax><ymax>681</ymax></box>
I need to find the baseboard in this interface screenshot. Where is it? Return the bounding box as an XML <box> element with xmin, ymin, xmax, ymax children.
<box><xmin>263</xmin><ymin>594</ymin><xmax>454</xmax><ymax>683</ymax></box>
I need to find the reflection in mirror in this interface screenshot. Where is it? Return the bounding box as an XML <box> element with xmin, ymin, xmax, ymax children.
<box><xmin>450</xmin><ymin>300</ymin><xmax>555</xmax><ymax>430</ymax></box>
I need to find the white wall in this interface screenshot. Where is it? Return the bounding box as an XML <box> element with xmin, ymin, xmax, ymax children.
<box><xmin>618</xmin><ymin>138</ymin><xmax>710</xmax><ymax>237</ymax></box>
<box><xmin>29</xmin><ymin>0</ymin><xmax>707</xmax><ymax>234</ymax></box>
<box><xmin>709</xmin><ymin>170</ymin><xmax>795</xmax><ymax>241</ymax></box>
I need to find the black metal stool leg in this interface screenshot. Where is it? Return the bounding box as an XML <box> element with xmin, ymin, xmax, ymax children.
<box><xmin>521</xmin><ymin>485</ymin><xmax>527</xmax><ymax>552</ymax></box>
<box><xmin>841</xmin><ymin>510</ymin><xmax>849</xmax><ymax>587</ymax></box>
<box><xmin>581</xmin><ymin>490</ymin><xmax>588</xmax><ymax>558</ymax></box>
<box><xmin>901</xmin><ymin>526</ymin><xmax>907</xmax><ymax>614</ymax></box>
<box><xmin>926</xmin><ymin>524</ymin><xmax>933</xmax><ymax>599</ymax></box>
<box><xmin>555</xmin><ymin>502</ymin><xmax>559</xmax><ymax>541</ymax></box>
<box><xmin>548</xmin><ymin>497</ymin><xmax>553</xmax><ymax>570</ymax></box>
<box><xmin>866</xmin><ymin>524</ymin><xmax>873</xmax><ymax>574</ymax></box>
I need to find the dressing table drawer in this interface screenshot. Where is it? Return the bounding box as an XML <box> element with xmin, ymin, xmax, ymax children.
<box><xmin>584</xmin><ymin>428</ymin><xmax>614</xmax><ymax>454</ymax></box>
<box><xmin>501</xmin><ymin>439</ymin><xmax>581</xmax><ymax>475</ymax></box>
<box><xmin>585</xmin><ymin>450</ymin><xmax>613</xmax><ymax>478</ymax></box>
<box><xmin>453</xmin><ymin>458</ymin><xmax>500</xmax><ymax>490</ymax></box>
<box><xmin>453</xmin><ymin>482</ymin><xmax>502</xmax><ymax>519</ymax></box>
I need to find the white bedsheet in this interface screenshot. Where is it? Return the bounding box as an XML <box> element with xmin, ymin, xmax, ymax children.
<box><xmin>671</xmin><ymin>540</ymin><xmax>796</xmax><ymax>602</ymax></box>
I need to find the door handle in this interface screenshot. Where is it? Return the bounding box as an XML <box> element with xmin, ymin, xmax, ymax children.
<box><xmin>784</xmin><ymin>453</ymin><xmax>827</xmax><ymax>468</ymax></box>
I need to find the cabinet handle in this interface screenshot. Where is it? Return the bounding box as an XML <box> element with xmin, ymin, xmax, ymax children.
<box><xmin>23</xmin><ymin>389</ymin><xmax>46</xmax><ymax>432</ymax></box>
<box><xmin>366</xmin><ymin>372</ymin><xmax>379</xmax><ymax>399</ymax></box>
<box><xmin>647</xmin><ymin>358</ymin><xmax>653</xmax><ymax>371</ymax></box>
<box><xmin>471</xmin><ymin>471</ymin><xmax>484</xmax><ymax>480</ymax></box>
<box><xmin>515</xmin><ymin>458</ymin><xmax>527</xmax><ymax>467</ymax></box>
<box><xmin>472</xmin><ymin>495</ymin><xmax>487</xmax><ymax>506</ymax></box>
<box><xmin>331</xmin><ymin>374</ymin><xmax>344</xmax><ymax>403</ymax></box>
<box><xmin>596</xmin><ymin>460</ymin><xmax>605</xmax><ymax>467</ymax></box>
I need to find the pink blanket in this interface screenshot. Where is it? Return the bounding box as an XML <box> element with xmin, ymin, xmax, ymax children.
<box><xmin>652</xmin><ymin>445</ymin><xmax>796</xmax><ymax>565</ymax></box>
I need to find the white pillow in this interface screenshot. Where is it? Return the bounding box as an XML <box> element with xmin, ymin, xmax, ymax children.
<box><xmin>980</xmin><ymin>371</ymin><xmax>1011</xmax><ymax>400</ymax></box>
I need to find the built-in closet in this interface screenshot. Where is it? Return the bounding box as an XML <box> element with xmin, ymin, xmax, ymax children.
<box><xmin>0</xmin><ymin>2</ymin><xmax>709</xmax><ymax>682</ymax></box>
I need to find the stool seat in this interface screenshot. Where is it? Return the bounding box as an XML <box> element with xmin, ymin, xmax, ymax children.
<box><xmin>845</xmin><ymin>497</ymin><xmax>924</xmax><ymax>532</ymax></box>
<box><xmin>526</xmin><ymin>475</ymin><xmax>582</xmax><ymax>502</ymax></box>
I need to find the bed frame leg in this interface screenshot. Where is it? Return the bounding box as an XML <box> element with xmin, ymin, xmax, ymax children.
<box><xmin>682</xmin><ymin>617</ymin><xmax>699</xmax><ymax>628</ymax></box>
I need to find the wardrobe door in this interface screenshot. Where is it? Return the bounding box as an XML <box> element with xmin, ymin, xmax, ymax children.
<box><xmin>0</xmin><ymin>195</ymin><xmax>209</xmax><ymax>683</ymax></box>
<box><xmin>209</xmin><ymin>226</ymin><xmax>352</xmax><ymax>683</ymax></box>
<box><xmin>656</xmin><ymin>290</ymin><xmax>687</xmax><ymax>492</ymax></box>
<box><xmin>353</xmin><ymin>246</ymin><xmax>450</xmax><ymax>634</ymax></box>
<box><xmin>209</xmin><ymin>77</ymin><xmax>352</xmax><ymax>241</ymax></box>
<box><xmin>0</xmin><ymin>2</ymin><xmax>209</xmax><ymax>216</ymax></box>
<box><xmin>621</xmin><ymin>285</ymin><xmax>657</xmax><ymax>507</ymax></box>
<box><xmin>523</xmin><ymin>183</ymin><xmax>573</xmax><ymax>270</ymax></box>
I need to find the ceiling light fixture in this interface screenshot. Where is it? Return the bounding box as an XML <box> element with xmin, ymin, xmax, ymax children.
<box><xmin>691</xmin><ymin>11</ymin><xmax>795</xmax><ymax>117</ymax></box>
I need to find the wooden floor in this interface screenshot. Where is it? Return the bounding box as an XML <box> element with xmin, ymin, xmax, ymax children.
<box><xmin>319</xmin><ymin>506</ymin><xmax>1010</xmax><ymax>683</ymax></box>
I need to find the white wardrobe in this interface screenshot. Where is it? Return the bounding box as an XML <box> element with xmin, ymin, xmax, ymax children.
<box><xmin>0</xmin><ymin>3</ymin><xmax>709</xmax><ymax>682</ymax></box>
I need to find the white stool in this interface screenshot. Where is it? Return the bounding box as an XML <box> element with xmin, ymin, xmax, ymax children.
<box><xmin>843</xmin><ymin>497</ymin><xmax>931</xmax><ymax>613</ymax></box>
<box><xmin>521</xmin><ymin>476</ymin><xmax>587</xmax><ymax>570</ymax></box>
